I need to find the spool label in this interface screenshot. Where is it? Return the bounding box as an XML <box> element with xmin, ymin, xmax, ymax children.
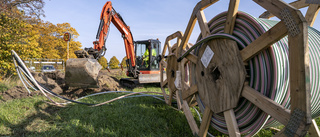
<box><xmin>201</xmin><ymin>45</ymin><xmax>214</xmax><ymax>68</ymax></box>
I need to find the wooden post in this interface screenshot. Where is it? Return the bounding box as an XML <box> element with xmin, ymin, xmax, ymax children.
<box><xmin>67</xmin><ymin>41</ymin><xmax>69</xmax><ymax>60</ymax></box>
<box><xmin>198</xmin><ymin>107</ymin><xmax>213</xmax><ymax>137</ymax></box>
<box><xmin>224</xmin><ymin>109</ymin><xmax>240</xmax><ymax>137</ymax></box>
<box><xmin>224</xmin><ymin>0</ymin><xmax>240</xmax><ymax>34</ymax></box>
<box><xmin>182</xmin><ymin>100</ymin><xmax>199</xmax><ymax>135</ymax></box>
<box><xmin>305</xmin><ymin>4</ymin><xmax>320</xmax><ymax>26</ymax></box>
<box><xmin>309</xmin><ymin>119</ymin><xmax>320</xmax><ymax>137</ymax></box>
<box><xmin>253</xmin><ymin>0</ymin><xmax>311</xmax><ymax>135</ymax></box>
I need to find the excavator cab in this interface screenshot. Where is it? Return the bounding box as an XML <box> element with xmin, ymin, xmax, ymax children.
<box><xmin>132</xmin><ymin>39</ymin><xmax>163</xmax><ymax>84</ymax></box>
<box><xmin>135</xmin><ymin>39</ymin><xmax>161</xmax><ymax>71</ymax></box>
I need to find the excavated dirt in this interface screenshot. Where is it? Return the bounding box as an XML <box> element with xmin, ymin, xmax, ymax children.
<box><xmin>1</xmin><ymin>69</ymin><xmax>126</xmax><ymax>102</ymax></box>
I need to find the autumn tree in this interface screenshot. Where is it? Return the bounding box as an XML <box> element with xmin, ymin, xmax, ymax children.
<box><xmin>120</xmin><ymin>56</ymin><xmax>128</xmax><ymax>68</ymax></box>
<box><xmin>109</xmin><ymin>56</ymin><xmax>120</xmax><ymax>69</ymax></box>
<box><xmin>37</xmin><ymin>22</ymin><xmax>82</xmax><ymax>61</ymax></box>
<box><xmin>98</xmin><ymin>56</ymin><xmax>108</xmax><ymax>69</ymax></box>
<box><xmin>0</xmin><ymin>0</ymin><xmax>82</xmax><ymax>77</ymax></box>
<box><xmin>1</xmin><ymin>0</ymin><xmax>45</xmax><ymax>19</ymax></box>
<box><xmin>0</xmin><ymin>7</ymin><xmax>42</xmax><ymax>76</ymax></box>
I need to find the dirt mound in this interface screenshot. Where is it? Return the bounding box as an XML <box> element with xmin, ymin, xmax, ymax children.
<box><xmin>32</xmin><ymin>72</ymin><xmax>64</xmax><ymax>94</ymax></box>
<box><xmin>1</xmin><ymin>69</ymin><xmax>125</xmax><ymax>102</ymax></box>
<box><xmin>98</xmin><ymin>70</ymin><xmax>123</xmax><ymax>90</ymax></box>
<box><xmin>0</xmin><ymin>86</ymin><xmax>40</xmax><ymax>102</ymax></box>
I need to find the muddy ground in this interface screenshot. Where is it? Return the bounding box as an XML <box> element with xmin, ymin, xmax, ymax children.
<box><xmin>1</xmin><ymin>69</ymin><xmax>126</xmax><ymax>102</ymax></box>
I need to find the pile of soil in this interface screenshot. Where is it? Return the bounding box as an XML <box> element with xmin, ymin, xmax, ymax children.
<box><xmin>1</xmin><ymin>69</ymin><xmax>126</xmax><ymax>102</ymax></box>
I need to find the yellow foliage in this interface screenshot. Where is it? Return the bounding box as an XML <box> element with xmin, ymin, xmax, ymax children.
<box><xmin>0</xmin><ymin>8</ymin><xmax>82</xmax><ymax>77</ymax></box>
<box><xmin>120</xmin><ymin>56</ymin><xmax>128</xmax><ymax>68</ymax></box>
<box><xmin>98</xmin><ymin>56</ymin><xmax>108</xmax><ymax>69</ymax></box>
<box><xmin>109</xmin><ymin>56</ymin><xmax>120</xmax><ymax>69</ymax></box>
<box><xmin>37</xmin><ymin>22</ymin><xmax>82</xmax><ymax>61</ymax></box>
<box><xmin>0</xmin><ymin>11</ymin><xmax>42</xmax><ymax>76</ymax></box>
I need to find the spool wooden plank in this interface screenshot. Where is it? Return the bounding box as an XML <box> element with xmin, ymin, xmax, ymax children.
<box><xmin>254</xmin><ymin>0</ymin><xmax>311</xmax><ymax>135</ymax></box>
<box><xmin>195</xmin><ymin>38</ymin><xmax>246</xmax><ymax>113</ymax></box>
<box><xmin>198</xmin><ymin>107</ymin><xmax>213</xmax><ymax>137</ymax></box>
<box><xmin>179</xmin><ymin>0</ymin><xmax>218</xmax><ymax>57</ymax></box>
<box><xmin>305</xmin><ymin>4</ymin><xmax>320</xmax><ymax>26</ymax></box>
<box><xmin>224</xmin><ymin>0</ymin><xmax>240</xmax><ymax>34</ymax></box>
<box><xmin>186</xmin><ymin>53</ymin><xmax>198</xmax><ymax>64</ymax></box>
<box><xmin>180</xmin><ymin>56</ymin><xmax>198</xmax><ymax>106</ymax></box>
<box><xmin>242</xmin><ymin>86</ymin><xmax>291</xmax><ymax>125</ymax></box>
<box><xmin>224</xmin><ymin>109</ymin><xmax>240</xmax><ymax>137</ymax></box>
<box><xmin>240</xmin><ymin>21</ymin><xmax>288</xmax><ymax>62</ymax></box>
<box><xmin>160</xmin><ymin>60</ymin><xmax>167</xmax><ymax>67</ymax></box>
<box><xmin>182</xmin><ymin>84</ymin><xmax>198</xmax><ymax>100</ymax></box>
<box><xmin>189</xmin><ymin>100</ymin><xmax>198</xmax><ymax>108</ymax></box>
<box><xmin>290</xmin><ymin>0</ymin><xmax>309</xmax><ymax>9</ymax></box>
<box><xmin>168</xmin><ymin>89</ymin><xmax>174</xmax><ymax>106</ymax></box>
<box><xmin>259</xmin><ymin>0</ymin><xmax>309</xmax><ymax>19</ymax></box>
<box><xmin>181</xmin><ymin>49</ymin><xmax>198</xmax><ymax>64</ymax></box>
<box><xmin>182</xmin><ymin>100</ymin><xmax>199</xmax><ymax>135</ymax></box>
<box><xmin>309</xmin><ymin>119</ymin><xmax>320</xmax><ymax>137</ymax></box>
<box><xmin>161</xmin><ymin>79</ymin><xmax>167</xmax><ymax>87</ymax></box>
<box><xmin>176</xmin><ymin>91</ymin><xmax>182</xmax><ymax>110</ymax></box>
<box><xmin>254</xmin><ymin>0</ymin><xmax>299</xmax><ymax>19</ymax></box>
<box><xmin>197</xmin><ymin>10</ymin><xmax>211</xmax><ymax>37</ymax></box>
<box><xmin>162</xmin><ymin>42</ymin><xmax>171</xmax><ymax>57</ymax></box>
<box><xmin>288</xmin><ymin>20</ymin><xmax>312</xmax><ymax>135</ymax></box>
<box><xmin>163</xmin><ymin>31</ymin><xmax>183</xmax><ymax>56</ymax></box>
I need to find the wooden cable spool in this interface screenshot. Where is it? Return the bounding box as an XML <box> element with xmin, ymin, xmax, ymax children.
<box><xmin>160</xmin><ymin>31</ymin><xmax>182</xmax><ymax>107</ymax></box>
<box><xmin>160</xmin><ymin>31</ymin><xmax>194</xmax><ymax>109</ymax></box>
<box><xmin>167</xmin><ymin>0</ymin><xmax>320</xmax><ymax>136</ymax></box>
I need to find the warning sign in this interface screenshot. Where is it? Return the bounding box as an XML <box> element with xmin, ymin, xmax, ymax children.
<box><xmin>64</xmin><ymin>32</ymin><xmax>71</xmax><ymax>42</ymax></box>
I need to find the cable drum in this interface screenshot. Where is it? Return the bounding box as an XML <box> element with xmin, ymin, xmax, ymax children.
<box><xmin>191</xmin><ymin>11</ymin><xmax>320</xmax><ymax>136</ymax></box>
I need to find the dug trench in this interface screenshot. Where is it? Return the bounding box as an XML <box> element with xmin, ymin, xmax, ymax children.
<box><xmin>0</xmin><ymin>69</ymin><xmax>126</xmax><ymax>102</ymax></box>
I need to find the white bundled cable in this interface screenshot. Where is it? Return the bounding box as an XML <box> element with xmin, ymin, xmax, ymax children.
<box><xmin>11</xmin><ymin>50</ymin><xmax>164</xmax><ymax>107</ymax></box>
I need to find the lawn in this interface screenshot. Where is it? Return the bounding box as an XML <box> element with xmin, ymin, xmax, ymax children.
<box><xmin>0</xmin><ymin>76</ymin><xmax>317</xmax><ymax>136</ymax></box>
<box><xmin>0</xmin><ymin>85</ymin><xmax>200</xmax><ymax>137</ymax></box>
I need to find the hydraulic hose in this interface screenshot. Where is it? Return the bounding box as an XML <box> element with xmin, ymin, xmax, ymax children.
<box><xmin>188</xmin><ymin>11</ymin><xmax>320</xmax><ymax>136</ymax></box>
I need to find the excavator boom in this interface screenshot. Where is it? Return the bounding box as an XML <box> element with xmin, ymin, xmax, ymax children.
<box><xmin>94</xmin><ymin>2</ymin><xmax>136</xmax><ymax>68</ymax></box>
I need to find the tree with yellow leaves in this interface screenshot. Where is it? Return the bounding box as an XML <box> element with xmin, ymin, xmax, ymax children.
<box><xmin>109</xmin><ymin>56</ymin><xmax>120</xmax><ymax>69</ymax></box>
<box><xmin>98</xmin><ymin>56</ymin><xmax>108</xmax><ymax>69</ymax></box>
<box><xmin>120</xmin><ymin>56</ymin><xmax>128</xmax><ymax>68</ymax></box>
<box><xmin>0</xmin><ymin>7</ymin><xmax>42</xmax><ymax>76</ymax></box>
<box><xmin>0</xmin><ymin>0</ymin><xmax>82</xmax><ymax>77</ymax></box>
<box><xmin>37</xmin><ymin>22</ymin><xmax>82</xmax><ymax>61</ymax></box>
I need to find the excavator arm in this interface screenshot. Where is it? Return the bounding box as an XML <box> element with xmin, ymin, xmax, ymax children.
<box><xmin>93</xmin><ymin>1</ymin><xmax>138</xmax><ymax>77</ymax></box>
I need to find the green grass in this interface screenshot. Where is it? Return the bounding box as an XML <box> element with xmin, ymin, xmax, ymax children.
<box><xmin>0</xmin><ymin>76</ymin><xmax>22</xmax><ymax>92</ymax></box>
<box><xmin>0</xmin><ymin>79</ymin><xmax>319</xmax><ymax>136</ymax></box>
<box><xmin>0</xmin><ymin>87</ymin><xmax>198</xmax><ymax>137</ymax></box>
<box><xmin>0</xmin><ymin>83</ymin><xmax>9</xmax><ymax>93</ymax></box>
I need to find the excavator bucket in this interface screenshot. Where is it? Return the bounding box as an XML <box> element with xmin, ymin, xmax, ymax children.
<box><xmin>65</xmin><ymin>58</ymin><xmax>102</xmax><ymax>88</ymax></box>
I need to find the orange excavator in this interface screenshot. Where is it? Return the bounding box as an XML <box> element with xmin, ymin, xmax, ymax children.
<box><xmin>65</xmin><ymin>1</ymin><xmax>163</xmax><ymax>88</ymax></box>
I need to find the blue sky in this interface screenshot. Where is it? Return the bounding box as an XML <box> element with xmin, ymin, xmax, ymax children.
<box><xmin>42</xmin><ymin>0</ymin><xmax>320</xmax><ymax>61</ymax></box>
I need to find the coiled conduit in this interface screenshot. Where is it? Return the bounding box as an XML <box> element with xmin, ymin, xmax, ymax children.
<box><xmin>189</xmin><ymin>11</ymin><xmax>320</xmax><ymax>136</ymax></box>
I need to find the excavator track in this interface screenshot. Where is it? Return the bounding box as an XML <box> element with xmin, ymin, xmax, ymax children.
<box><xmin>119</xmin><ymin>78</ymin><xmax>139</xmax><ymax>89</ymax></box>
